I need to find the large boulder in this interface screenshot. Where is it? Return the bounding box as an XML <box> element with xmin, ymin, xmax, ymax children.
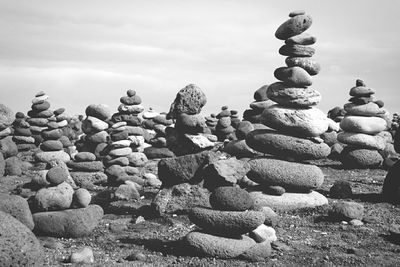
<box><xmin>167</xmin><ymin>84</ymin><xmax>207</xmax><ymax>119</ymax></box>
<box><xmin>246</xmin><ymin>129</ymin><xmax>330</xmax><ymax>160</ymax></box>
<box><xmin>340</xmin><ymin>147</ymin><xmax>383</xmax><ymax>168</ymax></box>
<box><xmin>0</xmin><ymin>211</ymin><xmax>44</xmax><ymax>266</ymax></box>
<box><xmin>33</xmin><ymin>205</ymin><xmax>103</xmax><ymax>237</ymax></box>
<box><xmin>247</xmin><ymin>158</ymin><xmax>324</xmax><ymax>192</ymax></box>
<box><xmin>0</xmin><ymin>193</ymin><xmax>34</xmax><ymax>230</ymax></box>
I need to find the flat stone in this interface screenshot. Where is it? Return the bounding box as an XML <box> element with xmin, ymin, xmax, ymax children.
<box><xmin>266</xmin><ymin>82</ymin><xmax>321</xmax><ymax>107</ymax></box>
<box><xmin>340</xmin><ymin>147</ymin><xmax>383</xmax><ymax>168</ymax></box>
<box><xmin>67</xmin><ymin>161</ymin><xmax>104</xmax><ymax>172</ymax></box>
<box><xmin>260</xmin><ymin>105</ymin><xmax>329</xmax><ymax>137</ymax></box>
<box><xmin>75</xmin><ymin>152</ymin><xmax>97</xmax><ymax>162</ymax></box>
<box><xmin>13</xmin><ymin>135</ymin><xmax>36</xmax><ymax>144</ymax></box>
<box><xmin>275</xmin><ymin>14</ymin><xmax>313</xmax><ymax>40</ymax></box>
<box><xmin>31</xmin><ymin>101</ymin><xmax>50</xmax><ymax>112</ymax></box>
<box><xmin>167</xmin><ymin>84</ymin><xmax>207</xmax><ymax>119</ymax></box>
<box><xmin>40</xmin><ymin>140</ymin><xmax>63</xmax><ymax>151</ymax></box>
<box><xmin>274</xmin><ymin>67</ymin><xmax>313</xmax><ymax>87</ymax></box>
<box><xmin>46</xmin><ymin>165</ymin><xmax>69</xmax><ymax>185</ymax></box>
<box><xmin>27</xmin><ymin>117</ymin><xmax>48</xmax><ymax>127</ymax></box>
<box><xmin>279</xmin><ymin>44</ymin><xmax>315</xmax><ymax>57</ymax></box>
<box><xmin>285</xmin><ymin>32</ymin><xmax>316</xmax><ymax>45</ymax></box>
<box><xmin>238</xmin><ymin>241</ymin><xmax>272</xmax><ymax>262</ymax></box>
<box><xmin>184</xmin><ymin>231</ymin><xmax>256</xmax><ymax>259</ymax></box>
<box><xmin>344</xmin><ymin>102</ymin><xmax>385</xmax><ymax>116</ymax></box>
<box><xmin>340</xmin><ymin>116</ymin><xmax>387</xmax><ymax>134</ymax></box>
<box><xmin>0</xmin><ymin>193</ymin><xmax>34</xmax><ymax>230</ymax></box>
<box><xmin>249</xmin><ymin>100</ymin><xmax>274</xmax><ymax>111</ymax></box>
<box><xmin>70</xmin><ymin>172</ymin><xmax>108</xmax><ymax>188</ymax></box>
<box><xmin>337</xmin><ymin>132</ymin><xmax>386</xmax><ymax>150</ymax></box>
<box><xmin>117</xmin><ymin>104</ymin><xmax>144</xmax><ymax>114</ymax></box>
<box><xmin>0</xmin><ymin>211</ymin><xmax>45</xmax><ymax>266</ymax></box>
<box><xmin>247</xmin><ymin>158</ymin><xmax>324</xmax><ymax>192</ymax></box>
<box><xmin>120</xmin><ymin>95</ymin><xmax>142</xmax><ymax>105</ymax></box>
<box><xmin>33</xmin><ymin>205</ymin><xmax>103</xmax><ymax>238</ymax></box>
<box><xmin>108</xmin><ymin>147</ymin><xmax>132</xmax><ymax>157</ymax></box>
<box><xmin>144</xmin><ymin>147</ymin><xmax>175</xmax><ymax>159</ymax></box>
<box><xmin>209</xmin><ymin>186</ymin><xmax>254</xmax><ymax>211</ymax></box>
<box><xmin>349</xmin><ymin>86</ymin><xmax>375</xmax><ymax>97</ymax></box>
<box><xmin>223</xmin><ymin>140</ymin><xmax>263</xmax><ymax>158</ymax></box>
<box><xmin>41</xmin><ymin>128</ymin><xmax>63</xmax><ymax>140</ymax></box>
<box><xmin>249</xmin><ymin>190</ymin><xmax>328</xmax><ymax>211</ymax></box>
<box><xmin>35</xmin><ymin>150</ymin><xmax>70</xmax><ymax>163</ymax></box>
<box><xmin>349</xmin><ymin>96</ymin><xmax>374</xmax><ymax>105</ymax></box>
<box><xmin>82</xmin><ymin>116</ymin><xmax>109</xmax><ymax>133</ymax></box>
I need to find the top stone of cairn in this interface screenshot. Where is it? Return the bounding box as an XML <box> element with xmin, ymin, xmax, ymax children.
<box><xmin>275</xmin><ymin>12</ymin><xmax>312</xmax><ymax>40</ymax></box>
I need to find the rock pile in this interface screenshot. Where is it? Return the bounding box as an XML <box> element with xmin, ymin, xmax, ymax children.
<box><xmin>338</xmin><ymin>79</ymin><xmax>388</xmax><ymax>168</ymax></box>
<box><xmin>165</xmin><ymin>84</ymin><xmax>215</xmax><ymax>156</ymax></box>
<box><xmin>183</xmin><ymin>186</ymin><xmax>273</xmax><ymax>261</ymax></box>
<box><xmin>215</xmin><ymin>106</ymin><xmax>236</xmax><ymax>141</ymax></box>
<box><xmin>27</xmin><ymin>91</ymin><xmax>53</xmax><ymax>147</ymax></box>
<box><xmin>244</xmin><ymin>10</ymin><xmax>329</xmax><ymax>210</ymax></box>
<box><xmin>243</xmin><ymin>85</ymin><xmax>274</xmax><ymax>123</ymax></box>
<box><xmin>12</xmin><ymin>112</ymin><xmax>36</xmax><ymax>153</ymax></box>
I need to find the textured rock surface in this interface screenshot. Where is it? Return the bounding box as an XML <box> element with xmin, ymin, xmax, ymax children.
<box><xmin>329</xmin><ymin>201</ymin><xmax>364</xmax><ymax>221</ymax></box>
<box><xmin>0</xmin><ymin>193</ymin><xmax>34</xmax><ymax>230</ymax></box>
<box><xmin>34</xmin><ymin>182</ymin><xmax>74</xmax><ymax>211</ymax></box>
<box><xmin>33</xmin><ymin>205</ymin><xmax>104</xmax><ymax>237</ymax></box>
<box><xmin>209</xmin><ymin>186</ymin><xmax>254</xmax><ymax>211</ymax></box>
<box><xmin>340</xmin><ymin>147</ymin><xmax>383</xmax><ymax>168</ymax></box>
<box><xmin>167</xmin><ymin>84</ymin><xmax>207</xmax><ymax>119</ymax></box>
<box><xmin>0</xmin><ymin>211</ymin><xmax>44</xmax><ymax>267</ymax></box>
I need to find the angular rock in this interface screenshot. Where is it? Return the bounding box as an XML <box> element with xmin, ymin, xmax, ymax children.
<box><xmin>167</xmin><ymin>84</ymin><xmax>207</xmax><ymax>119</ymax></box>
<box><xmin>70</xmin><ymin>247</ymin><xmax>94</xmax><ymax>264</ymax></box>
<box><xmin>330</xmin><ymin>181</ymin><xmax>353</xmax><ymax>199</ymax></box>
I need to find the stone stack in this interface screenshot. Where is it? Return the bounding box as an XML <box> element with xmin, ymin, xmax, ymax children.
<box><xmin>12</xmin><ymin>112</ymin><xmax>35</xmax><ymax>152</ymax></box>
<box><xmin>27</xmin><ymin>91</ymin><xmax>53</xmax><ymax>147</ymax></box>
<box><xmin>215</xmin><ymin>106</ymin><xmax>236</xmax><ymax>141</ymax></box>
<box><xmin>338</xmin><ymin>79</ymin><xmax>388</xmax><ymax>168</ymax></box>
<box><xmin>53</xmin><ymin>108</ymin><xmax>76</xmax><ymax>157</ymax></box>
<box><xmin>146</xmin><ymin>113</ymin><xmax>173</xmax><ymax>148</ymax></box>
<box><xmin>205</xmin><ymin>113</ymin><xmax>218</xmax><ymax>134</ymax></box>
<box><xmin>183</xmin><ymin>186</ymin><xmax>272</xmax><ymax>260</ymax></box>
<box><xmin>111</xmin><ymin>89</ymin><xmax>144</xmax><ymax>127</ymax></box>
<box><xmin>243</xmin><ymin>85</ymin><xmax>275</xmax><ymax>123</ymax></box>
<box><xmin>230</xmin><ymin>110</ymin><xmax>241</xmax><ymax>129</ymax></box>
<box><xmin>244</xmin><ymin>10</ymin><xmax>329</xmax><ymax>210</ymax></box>
<box><xmin>0</xmin><ymin>104</ymin><xmax>15</xmax><ymax>148</ymax></box>
<box><xmin>165</xmin><ymin>84</ymin><xmax>215</xmax><ymax>156</ymax></box>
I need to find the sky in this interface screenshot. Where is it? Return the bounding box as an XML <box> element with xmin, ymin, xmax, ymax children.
<box><xmin>0</xmin><ymin>0</ymin><xmax>399</xmax><ymax>118</ymax></box>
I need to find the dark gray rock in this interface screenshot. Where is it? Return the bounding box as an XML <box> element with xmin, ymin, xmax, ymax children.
<box><xmin>0</xmin><ymin>193</ymin><xmax>34</xmax><ymax>230</ymax></box>
<box><xmin>210</xmin><ymin>186</ymin><xmax>254</xmax><ymax>211</ymax></box>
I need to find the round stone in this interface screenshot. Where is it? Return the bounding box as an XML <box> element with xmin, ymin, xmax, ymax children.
<box><xmin>285</xmin><ymin>57</ymin><xmax>321</xmax><ymax>75</ymax></box>
<box><xmin>285</xmin><ymin>32</ymin><xmax>316</xmax><ymax>45</ymax></box>
<box><xmin>188</xmin><ymin>207</ymin><xmax>265</xmax><ymax>237</ymax></box>
<box><xmin>46</xmin><ymin>165</ymin><xmax>69</xmax><ymax>185</ymax></box>
<box><xmin>210</xmin><ymin>186</ymin><xmax>254</xmax><ymax>211</ymax></box>
<box><xmin>340</xmin><ymin>116</ymin><xmax>387</xmax><ymax>135</ymax></box>
<box><xmin>274</xmin><ymin>66</ymin><xmax>313</xmax><ymax>87</ymax></box>
<box><xmin>247</xmin><ymin>158</ymin><xmax>324</xmax><ymax>192</ymax></box>
<box><xmin>218</xmin><ymin>116</ymin><xmax>231</xmax><ymax>128</ymax></box>
<box><xmin>54</xmin><ymin>107</ymin><xmax>65</xmax><ymax>116</ymax></box>
<box><xmin>279</xmin><ymin>44</ymin><xmax>315</xmax><ymax>57</ymax></box>
<box><xmin>120</xmin><ymin>95</ymin><xmax>142</xmax><ymax>105</ymax></box>
<box><xmin>126</xmin><ymin>89</ymin><xmax>136</xmax><ymax>97</ymax></box>
<box><xmin>330</xmin><ymin>181</ymin><xmax>353</xmax><ymax>199</ymax></box>
<box><xmin>266</xmin><ymin>82</ymin><xmax>321</xmax><ymax>107</ymax></box>
<box><xmin>34</xmin><ymin>182</ymin><xmax>74</xmax><ymax>211</ymax></box>
<box><xmin>337</xmin><ymin>132</ymin><xmax>386</xmax><ymax>150</ymax></box>
<box><xmin>340</xmin><ymin>147</ymin><xmax>383</xmax><ymax>168</ymax></box>
<box><xmin>73</xmin><ymin>188</ymin><xmax>91</xmax><ymax>208</ymax></box>
<box><xmin>275</xmin><ymin>14</ymin><xmax>313</xmax><ymax>40</ymax></box>
<box><xmin>175</xmin><ymin>113</ymin><xmax>207</xmax><ymax>134</ymax></box>
<box><xmin>246</xmin><ymin>129</ymin><xmax>330</xmax><ymax>160</ymax></box>
<box><xmin>31</xmin><ymin>101</ymin><xmax>50</xmax><ymax>112</ymax></box>
<box><xmin>375</xmin><ymin>100</ymin><xmax>384</xmax><ymax>108</ymax></box>
<box><xmin>85</xmin><ymin>104</ymin><xmax>112</xmax><ymax>120</ymax></box>
<box><xmin>253</xmin><ymin>85</ymin><xmax>269</xmax><ymax>101</ymax></box>
<box><xmin>260</xmin><ymin>105</ymin><xmax>330</xmax><ymax>137</ymax></box>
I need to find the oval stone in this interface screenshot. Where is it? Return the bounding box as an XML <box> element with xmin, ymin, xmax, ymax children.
<box><xmin>349</xmin><ymin>86</ymin><xmax>375</xmax><ymax>97</ymax></box>
<box><xmin>253</xmin><ymin>85</ymin><xmax>269</xmax><ymax>101</ymax></box>
<box><xmin>275</xmin><ymin>14</ymin><xmax>313</xmax><ymax>40</ymax></box>
<box><xmin>260</xmin><ymin>105</ymin><xmax>329</xmax><ymax>137</ymax></box>
<box><xmin>266</xmin><ymin>82</ymin><xmax>321</xmax><ymax>107</ymax></box>
<box><xmin>40</xmin><ymin>140</ymin><xmax>63</xmax><ymax>151</ymax></box>
<box><xmin>285</xmin><ymin>57</ymin><xmax>321</xmax><ymax>75</ymax></box>
<box><xmin>340</xmin><ymin>116</ymin><xmax>387</xmax><ymax>134</ymax></box>
<box><xmin>340</xmin><ymin>147</ymin><xmax>383</xmax><ymax>168</ymax></box>
<box><xmin>274</xmin><ymin>66</ymin><xmax>313</xmax><ymax>87</ymax></box>
<box><xmin>246</xmin><ymin>129</ymin><xmax>330</xmax><ymax>160</ymax></box>
<box><xmin>279</xmin><ymin>44</ymin><xmax>315</xmax><ymax>57</ymax></box>
<box><xmin>285</xmin><ymin>32</ymin><xmax>316</xmax><ymax>45</ymax></box>
<box><xmin>85</xmin><ymin>104</ymin><xmax>111</xmax><ymax>120</ymax></box>
<box><xmin>247</xmin><ymin>158</ymin><xmax>324</xmax><ymax>192</ymax></box>
<box><xmin>209</xmin><ymin>186</ymin><xmax>254</xmax><ymax>211</ymax></box>
<box><xmin>82</xmin><ymin>116</ymin><xmax>109</xmax><ymax>133</ymax></box>
<box><xmin>337</xmin><ymin>132</ymin><xmax>386</xmax><ymax>150</ymax></box>
<box><xmin>34</xmin><ymin>182</ymin><xmax>74</xmax><ymax>211</ymax></box>
<box><xmin>344</xmin><ymin>102</ymin><xmax>385</xmax><ymax>116</ymax></box>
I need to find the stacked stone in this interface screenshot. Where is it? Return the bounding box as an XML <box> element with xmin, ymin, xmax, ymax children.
<box><xmin>243</xmin><ymin>85</ymin><xmax>274</xmax><ymax>123</ymax></box>
<box><xmin>205</xmin><ymin>113</ymin><xmax>218</xmax><ymax>134</ymax></box>
<box><xmin>230</xmin><ymin>110</ymin><xmax>241</xmax><ymax>129</ymax></box>
<box><xmin>27</xmin><ymin>91</ymin><xmax>53</xmax><ymax>147</ymax></box>
<box><xmin>215</xmin><ymin>106</ymin><xmax>236</xmax><ymax>141</ymax></box>
<box><xmin>183</xmin><ymin>186</ymin><xmax>272</xmax><ymax>260</ymax></box>
<box><xmin>165</xmin><ymin>84</ymin><xmax>215</xmax><ymax>156</ymax></box>
<box><xmin>146</xmin><ymin>113</ymin><xmax>174</xmax><ymax>149</ymax></box>
<box><xmin>31</xmin><ymin>164</ymin><xmax>103</xmax><ymax>237</ymax></box>
<box><xmin>111</xmin><ymin>89</ymin><xmax>144</xmax><ymax>127</ymax></box>
<box><xmin>0</xmin><ymin>104</ymin><xmax>15</xmax><ymax>149</ymax></box>
<box><xmin>12</xmin><ymin>112</ymin><xmax>35</xmax><ymax>152</ymax></box>
<box><xmin>244</xmin><ymin>10</ymin><xmax>329</xmax><ymax>211</ymax></box>
<box><xmin>338</xmin><ymin>79</ymin><xmax>388</xmax><ymax>168</ymax></box>
<box><xmin>53</xmin><ymin>108</ymin><xmax>76</xmax><ymax>156</ymax></box>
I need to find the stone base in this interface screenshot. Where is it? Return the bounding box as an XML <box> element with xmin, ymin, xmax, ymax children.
<box><xmin>249</xmin><ymin>190</ymin><xmax>328</xmax><ymax>211</ymax></box>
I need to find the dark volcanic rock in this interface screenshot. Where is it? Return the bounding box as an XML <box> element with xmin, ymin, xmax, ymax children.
<box><xmin>167</xmin><ymin>84</ymin><xmax>207</xmax><ymax>119</ymax></box>
<box><xmin>209</xmin><ymin>186</ymin><xmax>254</xmax><ymax>211</ymax></box>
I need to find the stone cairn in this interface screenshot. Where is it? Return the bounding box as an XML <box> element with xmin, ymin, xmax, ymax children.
<box><xmin>338</xmin><ymin>79</ymin><xmax>390</xmax><ymax>168</ymax></box>
<box><xmin>244</xmin><ymin>10</ymin><xmax>330</xmax><ymax>210</ymax></box>
<box><xmin>205</xmin><ymin>113</ymin><xmax>218</xmax><ymax>134</ymax></box>
<box><xmin>165</xmin><ymin>84</ymin><xmax>215</xmax><ymax>156</ymax></box>
<box><xmin>182</xmin><ymin>186</ymin><xmax>274</xmax><ymax>260</ymax></box>
<box><xmin>27</xmin><ymin>91</ymin><xmax>52</xmax><ymax>148</ymax></box>
<box><xmin>243</xmin><ymin>85</ymin><xmax>274</xmax><ymax>123</ymax></box>
<box><xmin>12</xmin><ymin>112</ymin><xmax>33</xmax><ymax>153</ymax></box>
<box><xmin>215</xmin><ymin>106</ymin><xmax>236</xmax><ymax>141</ymax></box>
<box><xmin>30</xmin><ymin>161</ymin><xmax>103</xmax><ymax>238</ymax></box>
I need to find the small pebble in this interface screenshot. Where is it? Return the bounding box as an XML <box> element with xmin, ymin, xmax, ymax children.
<box><xmin>349</xmin><ymin>219</ymin><xmax>364</xmax><ymax>226</ymax></box>
<box><xmin>70</xmin><ymin>247</ymin><xmax>94</xmax><ymax>264</ymax></box>
<box><xmin>126</xmin><ymin>252</ymin><xmax>147</xmax><ymax>261</ymax></box>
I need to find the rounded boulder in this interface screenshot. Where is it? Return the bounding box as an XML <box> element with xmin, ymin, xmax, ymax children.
<box><xmin>210</xmin><ymin>186</ymin><xmax>254</xmax><ymax>211</ymax></box>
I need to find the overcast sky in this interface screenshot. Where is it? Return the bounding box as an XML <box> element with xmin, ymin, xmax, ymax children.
<box><xmin>0</xmin><ymin>0</ymin><xmax>399</xmax><ymax>117</ymax></box>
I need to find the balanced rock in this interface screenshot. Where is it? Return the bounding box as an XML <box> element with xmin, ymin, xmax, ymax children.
<box><xmin>266</xmin><ymin>82</ymin><xmax>321</xmax><ymax>107</ymax></box>
<box><xmin>260</xmin><ymin>105</ymin><xmax>329</xmax><ymax>137</ymax></box>
<box><xmin>344</xmin><ymin>102</ymin><xmax>384</xmax><ymax>116</ymax></box>
<box><xmin>34</xmin><ymin>182</ymin><xmax>74</xmax><ymax>211</ymax></box>
<box><xmin>167</xmin><ymin>84</ymin><xmax>207</xmax><ymax>119</ymax></box>
<box><xmin>209</xmin><ymin>186</ymin><xmax>254</xmax><ymax>211</ymax></box>
<box><xmin>285</xmin><ymin>57</ymin><xmax>320</xmax><ymax>75</ymax></box>
<box><xmin>246</xmin><ymin>129</ymin><xmax>330</xmax><ymax>160</ymax></box>
<box><xmin>340</xmin><ymin>116</ymin><xmax>387</xmax><ymax>135</ymax></box>
<box><xmin>275</xmin><ymin>14</ymin><xmax>313</xmax><ymax>40</ymax></box>
<box><xmin>274</xmin><ymin>67</ymin><xmax>313</xmax><ymax>87</ymax></box>
<box><xmin>247</xmin><ymin>158</ymin><xmax>324</xmax><ymax>192</ymax></box>
<box><xmin>85</xmin><ymin>104</ymin><xmax>112</xmax><ymax>120</ymax></box>
<box><xmin>337</xmin><ymin>132</ymin><xmax>386</xmax><ymax>150</ymax></box>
